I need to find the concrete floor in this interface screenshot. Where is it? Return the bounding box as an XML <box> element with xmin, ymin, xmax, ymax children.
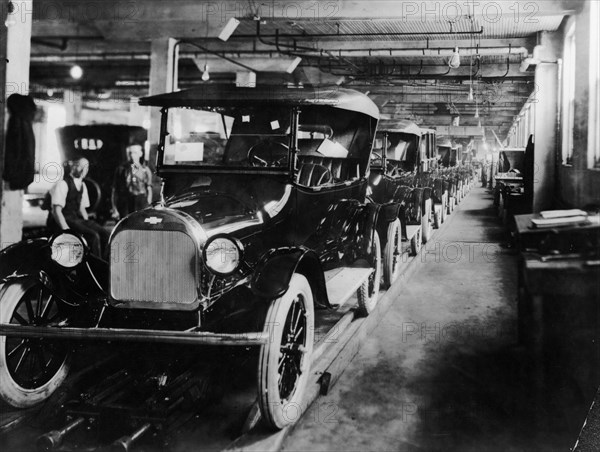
<box><xmin>282</xmin><ymin>187</ymin><xmax>594</xmax><ymax>452</ymax></box>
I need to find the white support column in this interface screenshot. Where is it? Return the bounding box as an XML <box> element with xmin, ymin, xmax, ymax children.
<box><xmin>1</xmin><ymin>0</ymin><xmax>33</xmax><ymax>248</ymax></box>
<box><xmin>147</xmin><ymin>38</ymin><xmax>177</xmax><ymax>171</ymax></box>
<box><xmin>532</xmin><ymin>32</ymin><xmax>559</xmax><ymax>212</ymax></box>
<box><xmin>63</xmin><ymin>89</ymin><xmax>82</xmax><ymax>125</ymax></box>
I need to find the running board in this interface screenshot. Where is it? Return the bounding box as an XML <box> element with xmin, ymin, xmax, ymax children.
<box><xmin>324</xmin><ymin>267</ymin><xmax>372</xmax><ymax>310</ymax></box>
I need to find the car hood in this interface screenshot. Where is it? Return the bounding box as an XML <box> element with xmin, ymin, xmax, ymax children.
<box><xmin>166</xmin><ymin>191</ymin><xmax>263</xmax><ymax>236</ymax></box>
<box><xmin>113</xmin><ymin>190</ymin><xmax>264</xmax><ymax>242</ymax></box>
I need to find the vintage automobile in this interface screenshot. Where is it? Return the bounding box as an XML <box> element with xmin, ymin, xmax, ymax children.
<box><xmin>493</xmin><ymin>147</ymin><xmax>526</xmax><ymax>217</ymax></box>
<box><xmin>0</xmin><ymin>85</ymin><xmax>386</xmax><ymax>430</ymax></box>
<box><xmin>368</xmin><ymin>120</ymin><xmax>435</xmax><ymax>280</ymax></box>
<box><xmin>437</xmin><ymin>139</ymin><xmax>464</xmax><ymax>211</ymax></box>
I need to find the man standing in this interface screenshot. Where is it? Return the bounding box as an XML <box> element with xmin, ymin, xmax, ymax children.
<box><xmin>111</xmin><ymin>144</ymin><xmax>153</xmax><ymax>220</ymax></box>
<box><xmin>48</xmin><ymin>157</ymin><xmax>110</xmax><ymax>257</ymax></box>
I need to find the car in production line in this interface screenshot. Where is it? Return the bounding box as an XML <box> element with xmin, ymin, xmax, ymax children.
<box><xmin>0</xmin><ymin>85</ymin><xmax>392</xmax><ymax>430</ymax></box>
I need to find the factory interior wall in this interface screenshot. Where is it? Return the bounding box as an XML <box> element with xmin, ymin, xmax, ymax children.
<box><xmin>558</xmin><ymin>2</ymin><xmax>600</xmax><ymax>209</ymax></box>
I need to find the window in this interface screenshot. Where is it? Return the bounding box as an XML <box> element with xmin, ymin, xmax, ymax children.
<box><xmin>589</xmin><ymin>2</ymin><xmax>600</xmax><ymax>168</ymax></box>
<box><xmin>561</xmin><ymin>22</ymin><xmax>576</xmax><ymax>165</ymax></box>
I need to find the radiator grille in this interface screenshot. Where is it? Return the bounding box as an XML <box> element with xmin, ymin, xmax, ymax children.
<box><xmin>110</xmin><ymin>230</ymin><xmax>198</xmax><ymax>305</ymax></box>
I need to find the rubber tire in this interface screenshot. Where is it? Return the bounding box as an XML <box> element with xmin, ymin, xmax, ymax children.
<box><xmin>410</xmin><ymin>228</ymin><xmax>422</xmax><ymax>256</ymax></box>
<box><xmin>83</xmin><ymin>177</ymin><xmax>102</xmax><ymax>214</ymax></box>
<box><xmin>357</xmin><ymin>231</ymin><xmax>382</xmax><ymax>316</ymax></box>
<box><xmin>383</xmin><ymin>219</ymin><xmax>402</xmax><ymax>288</ymax></box>
<box><xmin>0</xmin><ymin>279</ymin><xmax>71</xmax><ymax>408</ymax></box>
<box><xmin>421</xmin><ymin>201</ymin><xmax>432</xmax><ymax>244</ymax></box>
<box><xmin>258</xmin><ymin>274</ymin><xmax>314</xmax><ymax>430</ymax></box>
<box><xmin>434</xmin><ymin>210</ymin><xmax>441</xmax><ymax>229</ymax></box>
<box><xmin>441</xmin><ymin>195</ymin><xmax>447</xmax><ymax>223</ymax></box>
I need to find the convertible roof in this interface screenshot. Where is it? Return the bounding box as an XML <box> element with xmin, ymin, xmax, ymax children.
<box><xmin>140</xmin><ymin>85</ymin><xmax>379</xmax><ymax>119</ymax></box>
<box><xmin>376</xmin><ymin>119</ymin><xmax>422</xmax><ymax>136</ymax></box>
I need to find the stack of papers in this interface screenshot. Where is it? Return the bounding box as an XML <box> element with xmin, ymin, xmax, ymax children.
<box><xmin>539</xmin><ymin>209</ymin><xmax>587</xmax><ymax>219</ymax></box>
<box><xmin>531</xmin><ymin>209</ymin><xmax>589</xmax><ymax>228</ymax></box>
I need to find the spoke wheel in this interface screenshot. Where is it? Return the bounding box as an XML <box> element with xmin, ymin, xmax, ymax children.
<box><xmin>357</xmin><ymin>231</ymin><xmax>382</xmax><ymax>316</ymax></box>
<box><xmin>422</xmin><ymin>199</ymin><xmax>432</xmax><ymax>244</ymax></box>
<box><xmin>441</xmin><ymin>195</ymin><xmax>447</xmax><ymax>223</ymax></box>
<box><xmin>258</xmin><ymin>274</ymin><xmax>314</xmax><ymax>430</ymax></box>
<box><xmin>383</xmin><ymin>219</ymin><xmax>402</xmax><ymax>288</ymax></box>
<box><xmin>434</xmin><ymin>210</ymin><xmax>442</xmax><ymax>229</ymax></box>
<box><xmin>0</xmin><ymin>279</ymin><xmax>71</xmax><ymax>408</ymax></box>
<box><xmin>410</xmin><ymin>228</ymin><xmax>422</xmax><ymax>256</ymax></box>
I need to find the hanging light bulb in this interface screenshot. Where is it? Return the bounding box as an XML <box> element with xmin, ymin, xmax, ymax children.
<box><xmin>70</xmin><ymin>65</ymin><xmax>83</xmax><ymax>80</ymax></box>
<box><xmin>468</xmin><ymin>85</ymin><xmax>474</xmax><ymax>102</ymax></box>
<box><xmin>201</xmin><ymin>64</ymin><xmax>210</xmax><ymax>81</ymax></box>
<box><xmin>448</xmin><ymin>47</ymin><xmax>460</xmax><ymax>69</ymax></box>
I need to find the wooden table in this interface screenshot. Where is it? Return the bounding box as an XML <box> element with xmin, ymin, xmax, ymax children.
<box><xmin>514</xmin><ymin>216</ymin><xmax>600</xmax><ymax>433</ymax></box>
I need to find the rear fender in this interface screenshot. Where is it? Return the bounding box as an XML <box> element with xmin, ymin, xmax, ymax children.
<box><xmin>251</xmin><ymin>248</ymin><xmax>331</xmax><ymax>308</ymax></box>
<box><xmin>376</xmin><ymin>202</ymin><xmax>401</xmax><ymax>246</ymax></box>
<box><xmin>360</xmin><ymin>203</ymin><xmax>381</xmax><ymax>263</ymax></box>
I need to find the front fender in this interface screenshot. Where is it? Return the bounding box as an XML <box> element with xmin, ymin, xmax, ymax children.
<box><xmin>250</xmin><ymin>247</ymin><xmax>331</xmax><ymax>308</ymax></box>
<box><xmin>378</xmin><ymin>202</ymin><xmax>401</xmax><ymax>224</ymax></box>
<box><xmin>0</xmin><ymin>238</ymin><xmax>50</xmax><ymax>281</ymax></box>
<box><xmin>0</xmin><ymin>237</ymin><xmax>108</xmax><ymax>301</ymax></box>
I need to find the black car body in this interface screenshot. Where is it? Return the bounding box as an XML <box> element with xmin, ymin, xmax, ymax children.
<box><xmin>0</xmin><ymin>86</ymin><xmax>386</xmax><ymax>429</ymax></box>
<box><xmin>367</xmin><ymin>120</ymin><xmax>437</xmax><ymax>284</ymax></box>
<box><xmin>437</xmin><ymin>140</ymin><xmax>464</xmax><ymax>209</ymax></box>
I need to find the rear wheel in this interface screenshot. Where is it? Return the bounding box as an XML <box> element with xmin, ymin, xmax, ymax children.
<box><xmin>258</xmin><ymin>274</ymin><xmax>314</xmax><ymax>429</ymax></box>
<box><xmin>383</xmin><ymin>219</ymin><xmax>401</xmax><ymax>288</ymax></box>
<box><xmin>421</xmin><ymin>200</ymin><xmax>432</xmax><ymax>244</ymax></box>
<box><xmin>0</xmin><ymin>279</ymin><xmax>71</xmax><ymax>408</ymax></box>
<box><xmin>357</xmin><ymin>231</ymin><xmax>382</xmax><ymax>316</ymax></box>
<box><xmin>434</xmin><ymin>210</ymin><xmax>442</xmax><ymax>229</ymax></box>
<box><xmin>410</xmin><ymin>228</ymin><xmax>422</xmax><ymax>256</ymax></box>
<box><xmin>441</xmin><ymin>195</ymin><xmax>447</xmax><ymax>223</ymax></box>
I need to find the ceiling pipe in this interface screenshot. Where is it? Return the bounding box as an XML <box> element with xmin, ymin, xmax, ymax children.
<box><xmin>30</xmin><ymin>45</ymin><xmax>526</xmax><ymax>63</ymax></box>
<box><xmin>230</xmin><ymin>21</ymin><xmax>485</xmax><ymax>39</ymax></box>
<box><xmin>30</xmin><ymin>53</ymin><xmax>151</xmax><ymax>62</ymax></box>
<box><xmin>287</xmin><ymin>46</ymin><xmax>527</xmax><ymax>58</ymax></box>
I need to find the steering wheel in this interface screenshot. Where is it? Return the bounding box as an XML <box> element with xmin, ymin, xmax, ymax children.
<box><xmin>248</xmin><ymin>140</ymin><xmax>290</xmax><ymax>167</ymax></box>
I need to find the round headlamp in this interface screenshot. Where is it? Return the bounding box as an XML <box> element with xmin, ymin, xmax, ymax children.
<box><xmin>50</xmin><ymin>232</ymin><xmax>86</xmax><ymax>268</ymax></box>
<box><xmin>203</xmin><ymin>236</ymin><xmax>242</xmax><ymax>275</ymax></box>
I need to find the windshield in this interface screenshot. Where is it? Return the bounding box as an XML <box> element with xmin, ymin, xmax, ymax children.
<box><xmin>162</xmin><ymin>107</ymin><xmax>291</xmax><ymax>169</ymax></box>
<box><xmin>161</xmin><ymin>105</ymin><xmax>375</xmax><ymax>176</ymax></box>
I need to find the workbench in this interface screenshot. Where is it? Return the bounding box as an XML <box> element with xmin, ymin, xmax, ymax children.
<box><xmin>514</xmin><ymin>213</ymin><xmax>600</xmax><ymax>435</ymax></box>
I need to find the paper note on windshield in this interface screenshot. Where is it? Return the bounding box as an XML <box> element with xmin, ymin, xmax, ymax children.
<box><xmin>173</xmin><ymin>142</ymin><xmax>204</xmax><ymax>162</ymax></box>
<box><xmin>270</xmin><ymin>120</ymin><xmax>280</xmax><ymax>130</ymax></box>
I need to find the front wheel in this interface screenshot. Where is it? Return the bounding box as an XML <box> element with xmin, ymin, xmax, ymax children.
<box><xmin>357</xmin><ymin>231</ymin><xmax>382</xmax><ymax>316</ymax></box>
<box><xmin>0</xmin><ymin>278</ymin><xmax>71</xmax><ymax>408</ymax></box>
<box><xmin>258</xmin><ymin>274</ymin><xmax>314</xmax><ymax>430</ymax></box>
<box><xmin>383</xmin><ymin>220</ymin><xmax>401</xmax><ymax>288</ymax></box>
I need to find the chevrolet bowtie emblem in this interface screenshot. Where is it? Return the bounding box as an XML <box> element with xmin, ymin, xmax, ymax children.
<box><xmin>144</xmin><ymin>217</ymin><xmax>163</xmax><ymax>224</ymax></box>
